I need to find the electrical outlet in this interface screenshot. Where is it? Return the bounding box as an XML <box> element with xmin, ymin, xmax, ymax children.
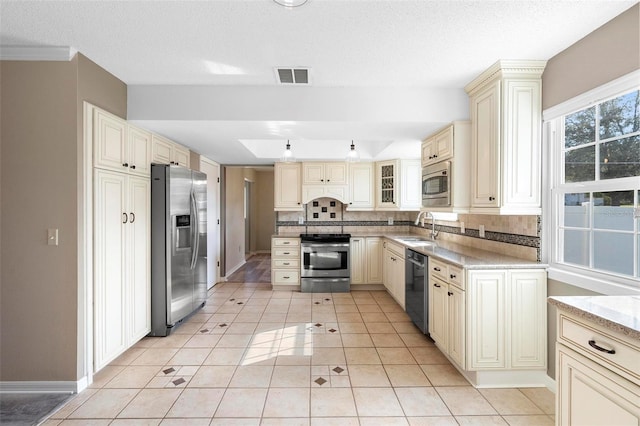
<box><xmin>298</xmin><ymin>216</ymin><xmax>304</xmax><ymax>225</ymax></box>
<box><xmin>479</xmin><ymin>225</ymin><xmax>485</xmax><ymax>238</ymax></box>
<box><xmin>387</xmin><ymin>217</ymin><xmax>394</xmax><ymax>225</ymax></box>
<box><xmin>460</xmin><ymin>221</ymin><xmax>465</xmax><ymax>234</ymax></box>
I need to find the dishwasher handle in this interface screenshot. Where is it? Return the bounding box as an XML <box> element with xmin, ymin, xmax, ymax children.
<box><xmin>407</xmin><ymin>257</ymin><xmax>425</xmax><ymax>268</ymax></box>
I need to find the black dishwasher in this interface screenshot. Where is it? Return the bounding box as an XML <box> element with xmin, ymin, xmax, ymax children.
<box><xmin>405</xmin><ymin>249</ymin><xmax>428</xmax><ymax>334</ymax></box>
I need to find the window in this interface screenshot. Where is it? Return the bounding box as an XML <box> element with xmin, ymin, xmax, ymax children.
<box><xmin>544</xmin><ymin>74</ymin><xmax>640</xmax><ymax>294</ymax></box>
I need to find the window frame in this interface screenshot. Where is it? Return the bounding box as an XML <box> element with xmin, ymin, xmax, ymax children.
<box><xmin>542</xmin><ymin>70</ymin><xmax>640</xmax><ymax>296</ymax></box>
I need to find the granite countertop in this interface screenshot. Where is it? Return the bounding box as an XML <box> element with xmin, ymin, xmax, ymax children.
<box><xmin>548</xmin><ymin>296</ymin><xmax>640</xmax><ymax>340</ymax></box>
<box><xmin>273</xmin><ymin>232</ymin><xmax>545</xmax><ymax>270</ymax></box>
<box><xmin>384</xmin><ymin>235</ymin><xmax>545</xmax><ymax>270</ymax></box>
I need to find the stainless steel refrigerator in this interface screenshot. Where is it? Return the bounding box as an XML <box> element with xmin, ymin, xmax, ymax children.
<box><xmin>150</xmin><ymin>164</ymin><xmax>207</xmax><ymax>336</ymax></box>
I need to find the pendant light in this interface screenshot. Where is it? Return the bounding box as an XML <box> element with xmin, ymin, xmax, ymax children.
<box><xmin>273</xmin><ymin>0</ymin><xmax>308</xmax><ymax>8</ymax></box>
<box><xmin>346</xmin><ymin>140</ymin><xmax>360</xmax><ymax>162</ymax></box>
<box><xmin>281</xmin><ymin>140</ymin><xmax>295</xmax><ymax>162</ymax></box>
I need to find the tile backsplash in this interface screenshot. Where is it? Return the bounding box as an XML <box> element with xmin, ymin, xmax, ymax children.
<box><xmin>276</xmin><ymin>199</ymin><xmax>541</xmax><ymax>262</ymax></box>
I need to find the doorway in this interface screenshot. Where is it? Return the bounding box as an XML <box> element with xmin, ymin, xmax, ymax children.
<box><xmin>244</xmin><ymin>180</ymin><xmax>252</xmax><ymax>257</ymax></box>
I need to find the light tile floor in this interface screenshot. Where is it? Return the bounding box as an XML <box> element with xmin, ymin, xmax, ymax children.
<box><xmin>44</xmin><ymin>282</ymin><xmax>555</xmax><ymax>426</ymax></box>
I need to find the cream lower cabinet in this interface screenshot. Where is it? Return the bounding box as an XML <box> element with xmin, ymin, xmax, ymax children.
<box><xmin>555</xmin><ymin>310</ymin><xmax>640</xmax><ymax>425</ymax></box>
<box><xmin>429</xmin><ymin>262</ymin><xmax>547</xmax><ymax>386</ymax></box>
<box><xmin>429</xmin><ymin>259</ymin><xmax>466</xmax><ymax>368</ymax></box>
<box><xmin>383</xmin><ymin>240</ymin><xmax>405</xmax><ymax>308</ymax></box>
<box><xmin>94</xmin><ymin>169</ymin><xmax>150</xmax><ymax>371</ymax></box>
<box><xmin>467</xmin><ymin>269</ymin><xmax>547</xmax><ymax>371</ymax></box>
<box><xmin>271</xmin><ymin>237</ymin><xmax>300</xmax><ymax>288</ymax></box>
<box><xmin>350</xmin><ymin>236</ymin><xmax>382</xmax><ymax>285</ymax></box>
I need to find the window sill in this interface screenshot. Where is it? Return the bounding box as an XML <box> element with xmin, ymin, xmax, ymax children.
<box><xmin>548</xmin><ymin>266</ymin><xmax>640</xmax><ymax>296</ymax></box>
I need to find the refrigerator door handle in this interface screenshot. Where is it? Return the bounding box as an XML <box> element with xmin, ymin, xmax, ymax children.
<box><xmin>190</xmin><ymin>190</ymin><xmax>199</xmax><ymax>270</ymax></box>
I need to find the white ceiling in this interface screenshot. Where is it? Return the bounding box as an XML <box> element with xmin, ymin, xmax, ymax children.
<box><xmin>1</xmin><ymin>0</ymin><xmax>636</xmax><ymax>164</ymax></box>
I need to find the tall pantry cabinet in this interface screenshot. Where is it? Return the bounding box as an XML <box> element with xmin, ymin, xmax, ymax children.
<box><xmin>91</xmin><ymin>106</ymin><xmax>151</xmax><ymax>371</ymax></box>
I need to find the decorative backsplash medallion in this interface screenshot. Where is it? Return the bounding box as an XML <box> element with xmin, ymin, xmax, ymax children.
<box><xmin>307</xmin><ymin>198</ymin><xmax>342</xmax><ymax>222</ymax></box>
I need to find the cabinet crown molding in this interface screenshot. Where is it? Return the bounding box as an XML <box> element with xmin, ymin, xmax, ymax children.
<box><xmin>464</xmin><ymin>59</ymin><xmax>547</xmax><ymax>95</ymax></box>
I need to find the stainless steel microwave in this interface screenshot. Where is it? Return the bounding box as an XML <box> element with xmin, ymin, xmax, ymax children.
<box><xmin>422</xmin><ymin>161</ymin><xmax>451</xmax><ymax>207</ymax></box>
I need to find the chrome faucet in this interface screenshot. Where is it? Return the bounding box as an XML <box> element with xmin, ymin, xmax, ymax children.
<box><xmin>414</xmin><ymin>211</ymin><xmax>439</xmax><ymax>240</ymax></box>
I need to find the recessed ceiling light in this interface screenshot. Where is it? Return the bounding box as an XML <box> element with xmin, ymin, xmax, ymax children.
<box><xmin>273</xmin><ymin>0</ymin><xmax>308</xmax><ymax>8</ymax></box>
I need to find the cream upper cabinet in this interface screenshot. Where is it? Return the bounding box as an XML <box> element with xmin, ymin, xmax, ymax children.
<box><xmin>348</xmin><ymin>162</ymin><xmax>374</xmax><ymax>210</ymax></box>
<box><xmin>376</xmin><ymin>159</ymin><xmax>421</xmax><ymax>211</ymax></box>
<box><xmin>274</xmin><ymin>162</ymin><xmax>303</xmax><ymax>211</ymax></box>
<box><xmin>422</xmin><ymin>125</ymin><xmax>454</xmax><ymax>167</ymax></box>
<box><xmin>465</xmin><ymin>60</ymin><xmax>546</xmax><ymax>215</ymax></box>
<box><xmin>302</xmin><ymin>162</ymin><xmax>348</xmax><ymax>185</ymax></box>
<box><xmin>93</xmin><ymin>108</ymin><xmax>151</xmax><ymax>176</ymax></box>
<box><xmin>301</xmin><ymin>162</ymin><xmax>349</xmax><ymax>204</ymax></box>
<box><xmin>151</xmin><ymin>134</ymin><xmax>190</xmax><ymax>168</ymax></box>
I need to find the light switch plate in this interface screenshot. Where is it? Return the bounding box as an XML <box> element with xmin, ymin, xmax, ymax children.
<box><xmin>479</xmin><ymin>225</ymin><xmax>485</xmax><ymax>238</ymax></box>
<box><xmin>387</xmin><ymin>217</ymin><xmax>394</xmax><ymax>225</ymax></box>
<box><xmin>298</xmin><ymin>216</ymin><xmax>304</xmax><ymax>224</ymax></box>
<box><xmin>460</xmin><ymin>222</ymin><xmax>465</xmax><ymax>234</ymax></box>
<box><xmin>47</xmin><ymin>228</ymin><xmax>58</xmax><ymax>246</ymax></box>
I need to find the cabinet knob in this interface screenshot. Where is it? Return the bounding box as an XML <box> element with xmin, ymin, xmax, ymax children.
<box><xmin>321</xmin><ymin>179</ymin><xmax>324</xmax><ymax>182</ymax></box>
<box><xmin>122</xmin><ymin>212</ymin><xmax>128</xmax><ymax>224</ymax></box>
<box><xmin>297</xmin><ymin>202</ymin><xmax>301</xmax><ymax>205</ymax></box>
<box><xmin>123</xmin><ymin>162</ymin><xmax>129</xmax><ymax>167</ymax></box>
<box><xmin>434</xmin><ymin>267</ymin><xmax>441</xmax><ymax>272</ymax></box>
<box><xmin>283</xmin><ymin>262</ymin><xmax>290</xmax><ymax>265</ymax></box>
<box><xmin>283</xmin><ymin>252</ymin><xmax>290</xmax><ymax>255</ymax></box>
<box><xmin>434</xmin><ymin>283</ymin><xmax>441</xmax><ymax>288</ymax></box>
<box><xmin>450</xmin><ymin>274</ymin><xmax>456</xmax><ymax>279</ymax></box>
<box><xmin>283</xmin><ymin>276</ymin><xmax>290</xmax><ymax>279</ymax></box>
<box><xmin>130</xmin><ymin>212</ymin><xmax>135</xmax><ymax>223</ymax></box>
<box><xmin>448</xmin><ymin>291</ymin><xmax>453</xmax><ymax>296</ymax></box>
<box><xmin>489</xmin><ymin>196</ymin><xmax>495</xmax><ymax>201</ymax></box>
<box><xmin>327</xmin><ymin>179</ymin><xmax>330</xmax><ymax>182</ymax></box>
<box><xmin>434</xmin><ymin>154</ymin><xmax>438</xmax><ymax>158</ymax></box>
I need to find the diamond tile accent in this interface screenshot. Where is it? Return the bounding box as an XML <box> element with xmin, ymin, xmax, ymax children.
<box><xmin>315</xmin><ymin>323</ymin><xmax>322</xmax><ymax>327</ymax></box>
<box><xmin>237</xmin><ymin>302</ymin><xmax>244</xmax><ymax>305</ymax></box>
<box><xmin>314</xmin><ymin>302</ymin><xmax>321</xmax><ymax>305</ymax></box>
<box><xmin>314</xmin><ymin>377</ymin><xmax>327</xmax><ymax>386</ymax></box>
<box><xmin>172</xmin><ymin>378</ymin><xmax>186</xmax><ymax>386</ymax></box>
<box><xmin>219</xmin><ymin>323</ymin><xmax>228</xmax><ymax>327</ymax></box>
<box><xmin>200</xmin><ymin>329</ymin><xmax>209</xmax><ymax>333</ymax></box>
<box><xmin>329</xmin><ymin>328</ymin><xmax>337</xmax><ymax>333</ymax></box>
<box><xmin>332</xmin><ymin>366</ymin><xmax>344</xmax><ymax>374</ymax></box>
<box><xmin>163</xmin><ymin>368</ymin><xmax>176</xmax><ymax>375</ymax></box>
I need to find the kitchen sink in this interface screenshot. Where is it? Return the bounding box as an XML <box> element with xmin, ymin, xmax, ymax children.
<box><xmin>396</xmin><ymin>237</ymin><xmax>436</xmax><ymax>247</ymax></box>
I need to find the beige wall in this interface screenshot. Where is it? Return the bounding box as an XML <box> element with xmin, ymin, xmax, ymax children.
<box><xmin>254</xmin><ymin>170</ymin><xmax>275</xmax><ymax>251</ymax></box>
<box><xmin>542</xmin><ymin>3</ymin><xmax>639</xmax><ymax>109</ymax></box>
<box><xmin>0</xmin><ymin>55</ymin><xmax>126</xmax><ymax>383</ymax></box>
<box><xmin>541</xmin><ymin>5</ymin><xmax>638</xmax><ymax>380</ymax></box>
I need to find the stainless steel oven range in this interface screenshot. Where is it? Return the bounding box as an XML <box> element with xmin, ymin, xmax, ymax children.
<box><xmin>300</xmin><ymin>233</ymin><xmax>351</xmax><ymax>292</ymax></box>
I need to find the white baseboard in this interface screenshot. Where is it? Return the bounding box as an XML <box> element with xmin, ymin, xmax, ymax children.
<box><xmin>0</xmin><ymin>377</ymin><xmax>87</xmax><ymax>393</ymax></box>
<box><xmin>223</xmin><ymin>260</ymin><xmax>246</xmax><ymax>279</ymax></box>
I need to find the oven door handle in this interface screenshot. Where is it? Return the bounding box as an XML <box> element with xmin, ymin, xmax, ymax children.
<box><xmin>302</xmin><ymin>243</ymin><xmax>349</xmax><ymax>249</ymax></box>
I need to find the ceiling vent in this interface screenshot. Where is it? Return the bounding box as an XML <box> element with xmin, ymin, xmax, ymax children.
<box><xmin>275</xmin><ymin>67</ymin><xmax>310</xmax><ymax>85</ymax></box>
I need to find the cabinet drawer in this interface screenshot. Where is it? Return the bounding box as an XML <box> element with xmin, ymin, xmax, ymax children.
<box><xmin>559</xmin><ymin>314</ymin><xmax>640</xmax><ymax>380</ymax></box>
<box><xmin>272</xmin><ymin>248</ymin><xmax>300</xmax><ymax>258</ymax></box>
<box><xmin>430</xmin><ymin>258</ymin><xmax>449</xmax><ymax>282</ymax></box>
<box><xmin>272</xmin><ymin>270</ymin><xmax>300</xmax><ymax>285</ymax></box>
<box><xmin>385</xmin><ymin>240</ymin><xmax>405</xmax><ymax>258</ymax></box>
<box><xmin>273</xmin><ymin>238</ymin><xmax>300</xmax><ymax>247</ymax></box>
<box><xmin>273</xmin><ymin>259</ymin><xmax>299</xmax><ymax>268</ymax></box>
<box><xmin>448</xmin><ymin>265</ymin><xmax>465</xmax><ymax>290</ymax></box>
